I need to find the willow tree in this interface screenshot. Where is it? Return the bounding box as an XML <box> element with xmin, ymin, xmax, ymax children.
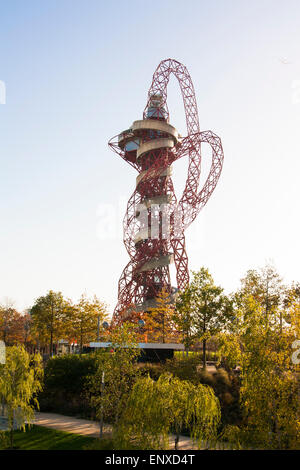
<box><xmin>0</xmin><ymin>345</ymin><xmax>43</xmax><ymax>448</ymax></box>
<box><xmin>114</xmin><ymin>373</ymin><xmax>221</xmax><ymax>450</ymax></box>
<box><xmin>89</xmin><ymin>323</ymin><xmax>141</xmax><ymax>431</ymax></box>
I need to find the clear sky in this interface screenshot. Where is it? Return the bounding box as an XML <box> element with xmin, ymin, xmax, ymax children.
<box><xmin>0</xmin><ymin>0</ymin><xmax>299</xmax><ymax>315</ymax></box>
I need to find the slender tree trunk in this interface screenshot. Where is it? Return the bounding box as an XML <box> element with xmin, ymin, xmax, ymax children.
<box><xmin>50</xmin><ymin>330</ymin><xmax>53</xmax><ymax>357</ymax></box>
<box><xmin>80</xmin><ymin>321</ymin><xmax>83</xmax><ymax>354</ymax></box>
<box><xmin>175</xmin><ymin>433</ymin><xmax>180</xmax><ymax>450</ymax></box>
<box><xmin>203</xmin><ymin>309</ymin><xmax>207</xmax><ymax>369</ymax></box>
<box><xmin>97</xmin><ymin>316</ymin><xmax>100</xmax><ymax>342</ymax></box>
<box><xmin>99</xmin><ymin>371</ymin><xmax>105</xmax><ymax>438</ymax></box>
<box><xmin>50</xmin><ymin>302</ymin><xmax>54</xmax><ymax>357</ymax></box>
<box><xmin>203</xmin><ymin>339</ymin><xmax>207</xmax><ymax>370</ymax></box>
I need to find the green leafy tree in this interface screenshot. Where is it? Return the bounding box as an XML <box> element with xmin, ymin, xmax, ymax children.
<box><xmin>115</xmin><ymin>372</ymin><xmax>221</xmax><ymax>450</ymax></box>
<box><xmin>89</xmin><ymin>323</ymin><xmax>141</xmax><ymax>432</ymax></box>
<box><xmin>173</xmin><ymin>288</ymin><xmax>194</xmax><ymax>352</ymax></box>
<box><xmin>65</xmin><ymin>295</ymin><xmax>108</xmax><ymax>353</ymax></box>
<box><xmin>146</xmin><ymin>287</ymin><xmax>176</xmax><ymax>343</ymax></box>
<box><xmin>30</xmin><ymin>290</ymin><xmax>66</xmax><ymax>355</ymax></box>
<box><xmin>217</xmin><ymin>296</ymin><xmax>300</xmax><ymax>449</ymax></box>
<box><xmin>0</xmin><ymin>345</ymin><xmax>43</xmax><ymax>448</ymax></box>
<box><xmin>175</xmin><ymin>268</ymin><xmax>233</xmax><ymax>367</ymax></box>
<box><xmin>237</xmin><ymin>263</ymin><xmax>285</xmax><ymax>328</ymax></box>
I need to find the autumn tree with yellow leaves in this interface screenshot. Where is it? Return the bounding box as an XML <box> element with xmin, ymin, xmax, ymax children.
<box><xmin>143</xmin><ymin>287</ymin><xmax>176</xmax><ymax>343</ymax></box>
<box><xmin>217</xmin><ymin>295</ymin><xmax>300</xmax><ymax>449</ymax></box>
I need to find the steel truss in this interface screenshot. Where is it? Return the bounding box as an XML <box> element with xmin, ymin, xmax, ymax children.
<box><xmin>108</xmin><ymin>59</ymin><xmax>224</xmax><ymax>322</ymax></box>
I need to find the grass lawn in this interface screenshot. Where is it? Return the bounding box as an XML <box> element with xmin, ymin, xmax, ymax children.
<box><xmin>0</xmin><ymin>425</ymin><xmax>98</xmax><ymax>450</ymax></box>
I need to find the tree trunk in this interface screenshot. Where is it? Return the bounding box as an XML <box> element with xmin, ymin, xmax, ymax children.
<box><xmin>80</xmin><ymin>322</ymin><xmax>83</xmax><ymax>354</ymax></box>
<box><xmin>203</xmin><ymin>338</ymin><xmax>207</xmax><ymax>369</ymax></box>
<box><xmin>203</xmin><ymin>302</ymin><xmax>207</xmax><ymax>369</ymax></box>
<box><xmin>99</xmin><ymin>372</ymin><xmax>105</xmax><ymax>438</ymax></box>
<box><xmin>50</xmin><ymin>329</ymin><xmax>53</xmax><ymax>358</ymax></box>
<box><xmin>50</xmin><ymin>302</ymin><xmax>54</xmax><ymax>357</ymax></box>
<box><xmin>174</xmin><ymin>433</ymin><xmax>180</xmax><ymax>450</ymax></box>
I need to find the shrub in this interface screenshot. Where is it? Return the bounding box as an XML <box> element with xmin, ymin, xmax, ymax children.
<box><xmin>160</xmin><ymin>356</ymin><xmax>242</xmax><ymax>428</ymax></box>
<box><xmin>198</xmin><ymin>370</ymin><xmax>215</xmax><ymax>387</ymax></box>
<box><xmin>210</xmin><ymin>369</ymin><xmax>241</xmax><ymax>427</ymax></box>
<box><xmin>164</xmin><ymin>356</ymin><xmax>201</xmax><ymax>384</ymax></box>
<box><xmin>38</xmin><ymin>354</ymin><xmax>98</xmax><ymax>418</ymax></box>
<box><xmin>137</xmin><ymin>363</ymin><xmax>164</xmax><ymax>381</ymax></box>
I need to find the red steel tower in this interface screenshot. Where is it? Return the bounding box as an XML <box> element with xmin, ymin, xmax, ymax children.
<box><xmin>109</xmin><ymin>59</ymin><xmax>224</xmax><ymax>322</ymax></box>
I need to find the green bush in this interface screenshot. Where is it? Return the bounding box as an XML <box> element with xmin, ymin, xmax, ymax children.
<box><xmin>174</xmin><ymin>351</ymin><xmax>218</xmax><ymax>361</ymax></box>
<box><xmin>137</xmin><ymin>363</ymin><xmax>164</xmax><ymax>381</ymax></box>
<box><xmin>39</xmin><ymin>354</ymin><xmax>98</xmax><ymax>418</ymax></box>
<box><xmin>198</xmin><ymin>369</ymin><xmax>216</xmax><ymax>386</ymax></box>
<box><xmin>164</xmin><ymin>356</ymin><xmax>201</xmax><ymax>384</ymax></box>
<box><xmin>209</xmin><ymin>369</ymin><xmax>241</xmax><ymax>427</ymax></box>
<box><xmin>38</xmin><ymin>351</ymin><xmax>242</xmax><ymax>429</ymax></box>
<box><xmin>161</xmin><ymin>356</ymin><xmax>242</xmax><ymax>428</ymax></box>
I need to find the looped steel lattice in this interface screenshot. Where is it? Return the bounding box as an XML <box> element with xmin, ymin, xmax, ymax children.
<box><xmin>108</xmin><ymin>59</ymin><xmax>224</xmax><ymax>322</ymax></box>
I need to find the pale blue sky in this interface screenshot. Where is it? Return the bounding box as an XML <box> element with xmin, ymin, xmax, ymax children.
<box><xmin>1</xmin><ymin>0</ymin><xmax>300</xmax><ymax>315</ymax></box>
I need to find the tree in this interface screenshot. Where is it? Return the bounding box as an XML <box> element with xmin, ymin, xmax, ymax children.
<box><xmin>22</xmin><ymin>313</ymin><xmax>33</xmax><ymax>351</ymax></box>
<box><xmin>217</xmin><ymin>296</ymin><xmax>300</xmax><ymax>449</ymax></box>
<box><xmin>114</xmin><ymin>373</ymin><xmax>221</xmax><ymax>450</ymax></box>
<box><xmin>238</xmin><ymin>263</ymin><xmax>285</xmax><ymax>328</ymax></box>
<box><xmin>65</xmin><ymin>295</ymin><xmax>108</xmax><ymax>353</ymax></box>
<box><xmin>30</xmin><ymin>290</ymin><xmax>66</xmax><ymax>356</ymax></box>
<box><xmin>89</xmin><ymin>323</ymin><xmax>141</xmax><ymax>433</ymax></box>
<box><xmin>283</xmin><ymin>282</ymin><xmax>300</xmax><ymax>331</ymax></box>
<box><xmin>145</xmin><ymin>287</ymin><xmax>176</xmax><ymax>343</ymax></box>
<box><xmin>0</xmin><ymin>345</ymin><xmax>43</xmax><ymax>448</ymax></box>
<box><xmin>173</xmin><ymin>287</ymin><xmax>194</xmax><ymax>352</ymax></box>
<box><xmin>175</xmin><ymin>268</ymin><xmax>233</xmax><ymax>368</ymax></box>
<box><xmin>111</xmin><ymin>303</ymin><xmax>141</xmax><ymax>326</ymax></box>
<box><xmin>0</xmin><ymin>303</ymin><xmax>25</xmax><ymax>346</ymax></box>
<box><xmin>283</xmin><ymin>282</ymin><xmax>300</xmax><ymax>306</ymax></box>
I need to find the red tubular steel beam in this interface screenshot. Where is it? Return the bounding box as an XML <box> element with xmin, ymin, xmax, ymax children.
<box><xmin>108</xmin><ymin>59</ymin><xmax>224</xmax><ymax>322</ymax></box>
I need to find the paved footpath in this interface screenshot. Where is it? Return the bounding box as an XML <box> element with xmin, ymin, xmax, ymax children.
<box><xmin>33</xmin><ymin>411</ymin><xmax>197</xmax><ymax>449</ymax></box>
